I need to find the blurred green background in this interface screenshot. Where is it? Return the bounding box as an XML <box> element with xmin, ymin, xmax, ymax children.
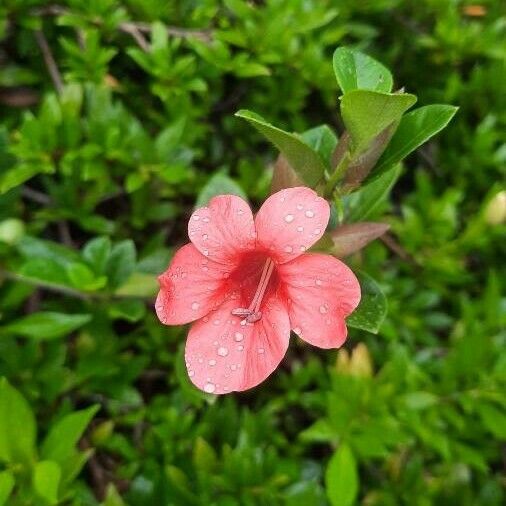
<box><xmin>0</xmin><ymin>1</ymin><xmax>505</xmax><ymax>505</ymax></box>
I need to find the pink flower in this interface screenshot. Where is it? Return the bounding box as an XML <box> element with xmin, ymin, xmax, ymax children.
<box><xmin>156</xmin><ymin>187</ymin><xmax>361</xmax><ymax>394</ymax></box>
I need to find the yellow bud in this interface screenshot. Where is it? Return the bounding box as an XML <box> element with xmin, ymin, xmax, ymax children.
<box><xmin>336</xmin><ymin>349</ymin><xmax>350</xmax><ymax>373</ymax></box>
<box><xmin>349</xmin><ymin>343</ymin><xmax>373</xmax><ymax>377</ymax></box>
<box><xmin>484</xmin><ymin>191</ymin><xmax>506</xmax><ymax>225</ymax></box>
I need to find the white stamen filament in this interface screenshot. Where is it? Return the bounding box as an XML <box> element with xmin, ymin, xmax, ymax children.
<box><xmin>231</xmin><ymin>258</ymin><xmax>275</xmax><ymax>323</ymax></box>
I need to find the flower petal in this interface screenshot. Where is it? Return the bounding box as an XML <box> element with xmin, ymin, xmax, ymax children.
<box><xmin>255</xmin><ymin>187</ymin><xmax>330</xmax><ymax>263</ymax></box>
<box><xmin>156</xmin><ymin>243</ymin><xmax>232</xmax><ymax>325</ymax></box>
<box><xmin>185</xmin><ymin>296</ymin><xmax>290</xmax><ymax>394</ymax></box>
<box><xmin>278</xmin><ymin>253</ymin><xmax>361</xmax><ymax>348</ymax></box>
<box><xmin>188</xmin><ymin>195</ymin><xmax>255</xmax><ymax>265</ymax></box>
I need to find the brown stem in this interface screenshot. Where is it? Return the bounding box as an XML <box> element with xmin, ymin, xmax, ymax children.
<box><xmin>34</xmin><ymin>29</ymin><xmax>63</xmax><ymax>94</ymax></box>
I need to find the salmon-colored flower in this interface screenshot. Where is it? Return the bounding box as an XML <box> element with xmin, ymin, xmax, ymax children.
<box><xmin>156</xmin><ymin>187</ymin><xmax>361</xmax><ymax>394</ymax></box>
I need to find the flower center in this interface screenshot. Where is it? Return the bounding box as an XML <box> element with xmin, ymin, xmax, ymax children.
<box><xmin>231</xmin><ymin>257</ymin><xmax>275</xmax><ymax>324</ymax></box>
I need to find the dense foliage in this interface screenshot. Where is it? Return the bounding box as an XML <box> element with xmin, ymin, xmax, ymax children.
<box><xmin>0</xmin><ymin>1</ymin><xmax>505</xmax><ymax>505</ymax></box>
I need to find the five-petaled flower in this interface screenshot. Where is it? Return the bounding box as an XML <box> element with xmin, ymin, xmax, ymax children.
<box><xmin>156</xmin><ymin>187</ymin><xmax>361</xmax><ymax>394</ymax></box>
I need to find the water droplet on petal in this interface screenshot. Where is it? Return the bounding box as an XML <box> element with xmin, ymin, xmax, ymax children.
<box><xmin>314</xmin><ymin>228</ymin><xmax>321</xmax><ymax>234</ymax></box>
<box><xmin>234</xmin><ymin>332</ymin><xmax>244</xmax><ymax>342</ymax></box>
<box><xmin>203</xmin><ymin>234</ymin><xmax>208</xmax><ymax>240</ymax></box>
<box><xmin>230</xmin><ymin>364</ymin><xmax>237</xmax><ymax>371</ymax></box>
<box><xmin>209</xmin><ymin>359</ymin><xmax>216</xmax><ymax>366</ymax></box>
<box><xmin>300</xmin><ymin>246</ymin><xmax>306</xmax><ymax>252</ymax></box>
<box><xmin>204</xmin><ymin>382</ymin><xmax>215</xmax><ymax>393</ymax></box>
<box><xmin>193</xmin><ymin>215</ymin><xmax>200</xmax><ymax>221</ymax></box>
<box><xmin>284</xmin><ymin>214</ymin><xmax>294</xmax><ymax>223</ymax></box>
<box><xmin>188</xmin><ymin>370</ymin><xmax>195</xmax><ymax>377</ymax></box>
<box><xmin>297</xmin><ymin>226</ymin><xmax>304</xmax><ymax>232</ymax></box>
<box><xmin>213</xmin><ymin>319</ymin><xmax>221</xmax><ymax>326</ymax></box>
<box><xmin>296</xmin><ymin>204</ymin><xmax>303</xmax><ymax>210</ymax></box>
<box><xmin>191</xmin><ymin>302</ymin><xmax>200</xmax><ymax>310</ymax></box>
<box><xmin>305</xmin><ymin>210</ymin><xmax>315</xmax><ymax>218</ymax></box>
<box><xmin>284</xmin><ymin>245</ymin><xmax>293</xmax><ymax>253</ymax></box>
<box><xmin>217</xmin><ymin>347</ymin><xmax>229</xmax><ymax>357</ymax></box>
<box><xmin>203</xmin><ymin>249</ymin><xmax>209</xmax><ymax>256</ymax></box>
<box><xmin>237</xmin><ymin>345</ymin><xmax>244</xmax><ymax>351</ymax></box>
<box><xmin>319</xmin><ymin>304</ymin><xmax>328</xmax><ymax>314</ymax></box>
<box><xmin>203</xmin><ymin>217</ymin><xmax>210</xmax><ymax>223</ymax></box>
<box><xmin>315</xmin><ymin>279</ymin><xmax>323</xmax><ymax>286</ymax></box>
<box><xmin>258</xmin><ymin>348</ymin><xmax>265</xmax><ymax>354</ymax></box>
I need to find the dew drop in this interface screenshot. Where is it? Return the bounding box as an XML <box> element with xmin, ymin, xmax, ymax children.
<box><xmin>258</xmin><ymin>348</ymin><xmax>265</xmax><ymax>354</ymax></box>
<box><xmin>305</xmin><ymin>210</ymin><xmax>315</xmax><ymax>218</ymax></box>
<box><xmin>234</xmin><ymin>332</ymin><xmax>244</xmax><ymax>342</ymax></box>
<box><xmin>217</xmin><ymin>347</ymin><xmax>229</xmax><ymax>357</ymax></box>
<box><xmin>198</xmin><ymin>358</ymin><xmax>203</xmax><ymax>363</ymax></box>
<box><xmin>203</xmin><ymin>217</ymin><xmax>210</xmax><ymax>223</ymax></box>
<box><xmin>213</xmin><ymin>319</ymin><xmax>221</xmax><ymax>326</ymax></box>
<box><xmin>191</xmin><ymin>302</ymin><xmax>200</xmax><ymax>311</ymax></box>
<box><xmin>314</xmin><ymin>228</ymin><xmax>321</xmax><ymax>234</ymax></box>
<box><xmin>230</xmin><ymin>364</ymin><xmax>237</xmax><ymax>371</ymax></box>
<box><xmin>315</xmin><ymin>279</ymin><xmax>323</xmax><ymax>286</ymax></box>
<box><xmin>237</xmin><ymin>345</ymin><xmax>244</xmax><ymax>351</ymax></box>
<box><xmin>319</xmin><ymin>304</ymin><xmax>328</xmax><ymax>314</ymax></box>
<box><xmin>284</xmin><ymin>245</ymin><xmax>293</xmax><ymax>253</ymax></box>
<box><xmin>188</xmin><ymin>370</ymin><xmax>195</xmax><ymax>377</ymax></box>
<box><xmin>204</xmin><ymin>382</ymin><xmax>215</xmax><ymax>393</ymax></box>
<box><xmin>209</xmin><ymin>359</ymin><xmax>216</xmax><ymax>366</ymax></box>
<box><xmin>300</xmin><ymin>246</ymin><xmax>306</xmax><ymax>252</ymax></box>
<box><xmin>284</xmin><ymin>214</ymin><xmax>294</xmax><ymax>223</ymax></box>
<box><xmin>296</xmin><ymin>204</ymin><xmax>303</xmax><ymax>210</ymax></box>
<box><xmin>213</xmin><ymin>341</ymin><xmax>218</xmax><ymax>346</ymax></box>
<box><xmin>203</xmin><ymin>249</ymin><xmax>209</xmax><ymax>256</ymax></box>
<box><xmin>297</xmin><ymin>226</ymin><xmax>304</xmax><ymax>232</ymax></box>
<box><xmin>193</xmin><ymin>215</ymin><xmax>200</xmax><ymax>221</ymax></box>
<box><xmin>202</xmin><ymin>234</ymin><xmax>208</xmax><ymax>240</ymax></box>
<box><xmin>237</xmin><ymin>209</ymin><xmax>244</xmax><ymax>215</ymax></box>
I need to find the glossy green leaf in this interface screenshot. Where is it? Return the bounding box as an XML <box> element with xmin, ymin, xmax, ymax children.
<box><xmin>33</xmin><ymin>460</ymin><xmax>61</xmax><ymax>505</ymax></box>
<box><xmin>106</xmin><ymin>240</ymin><xmax>137</xmax><ymax>289</ymax></box>
<box><xmin>333</xmin><ymin>47</ymin><xmax>393</xmax><ymax>93</ymax></box>
<box><xmin>0</xmin><ymin>378</ymin><xmax>36</xmax><ymax>465</ymax></box>
<box><xmin>300</xmin><ymin>124</ymin><xmax>338</xmax><ymax>167</ymax></box>
<box><xmin>196</xmin><ymin>172</ymin><xmax>247</xmax><ymax>207</ymax></box>
<box><xmin>325</xmin><ymin>443</ymin><xmax>358</xmax><ymax>506</ymax></box>
<box><xmin>340</xmin><ymin>90</ymin><xmax>416</xmax><ymax>151</ymax></box>
<box><xmin>82</xmin><ymin>236</ymin><xmax>112</xmax><ymax>275</ymax></box>
<box><xmin>41</xmin><ymin>405</ymin><xmax>99</xmax><ymax>465</ymax></box>
<box><xmin>346</xmin><ymin>271</ymin><xmax>387</xmax><ymax>333</ymax></box>
<box><xmin>373</xmin><ymin>104</ymin><xmax>458</xmax><ymax>179</ymax></box>
<box><xmin>235</xmin><ymin>110</ymin><xmax>326</xmax><ymax>187</ymax></box>
<box><xmin>344</xmin><ymin>164</ymin><xmax>402</xmax><ymax>222</ymax></box>
<box><xmin>2</xmin><ymin>311</ymin><xmax>92</xmax><ymax>340</ymax></box>
<box><xmin>0</xmin><ymin>471</ymin><xmax>15</xmax><ymax>506</ymax></box>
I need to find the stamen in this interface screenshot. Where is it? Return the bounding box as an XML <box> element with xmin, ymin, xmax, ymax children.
<box><xmin>231</xmin><ymin>258</ymin><xmax>275</xmax><ymax>324</ymax></box>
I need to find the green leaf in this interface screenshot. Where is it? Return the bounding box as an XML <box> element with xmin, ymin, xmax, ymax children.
<box><xmin>103</xmin><ymin>484</ymin><xmax>127</xmax><ymax>506</ymax></box>
<box><xmin>196</xmin><ymin>172</ymin><xmax>247</xmax><ymax>208</ymax></box>
<box><xmin>300</xmin><ymin>124</ymin><xmax>338</xmax><ymax>167</ymax></box>
<box><xmin>192</xmin><ymin>437</ymin><xmax>217</xmax><ymax>473</ymax></box>
<box><xmin>114</xmin><ymin>272</ymin><xmax>159</xmax><ymax>297</ymax></box>
<box><xmin>346</xmin><ymin>272</ymin><xmax>387</xmax><ymax>334</ymax></box>
<box><xmin>2</xmin><ymin>312</ymin><xmax>92</xmax><ymax>340</ymax></box>
<box><xmin>344</xmin><ymin>164</ymin><xmax>402</xmax><ymax>222</ymax></box>
<box><xmin>0</xmin><ymin>471</ymin><xmax>15</xmax><ymax>506</ymax></box>
<box><xmin>325</xmin><ymin>443</ymin><xmax>359</xmax><ymax>506</ymax></box>
<box><xmin>0</xmin><ymin>378</ymin><xmax>36</xmax><ymax>465</ymax></box>
<box><xmin>82</xmin><ymin>236</ymin><xmax>112</xmax><ymax>275</ymax></box>
<box><xmin>106</xmin><ymin>240</ymin><xmax>137</xmax><ymax>289</ymax></box>
<box><xmin>108</xmin><ymin>299</ymin><xmax>146</xmax><ymax>322</ymax></box>
<box><xmin>236</xmin><ymin>110</ymin><xmax>326</xmax><ymax>187</ymax></box>
<box><xmin>372</xmin><ymin>104</ymin><xmax>458</xmax><ymax>179</ymax></box>
<box><xmin>41</xmin><ymin>405</ymin><xmax>99</xmax><ymax>466</ymax></box>
<box><xmin>340</xmin><ymin>90</ymin><xmax>417</xmax><ymax>151</ymax></box>
<box><xmin>333</xmin><ymin>47</ymin><xmax>393</xmax><ymax>93</ymax></box>
<box><xmin>33</xmin><ymin>460</ymin><xmax>61</xmax><ymax>505</ymax></box>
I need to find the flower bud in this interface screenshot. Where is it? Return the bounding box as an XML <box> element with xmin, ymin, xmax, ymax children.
<box><xmin>484</xmin><ymin>191</ymin><xmax>506</xmax><ymax>225</ymax></box>
<box><xmin>349</xmin><ymin>343</ymin><xmax>373</xmax><ymax>377</ymax></box>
